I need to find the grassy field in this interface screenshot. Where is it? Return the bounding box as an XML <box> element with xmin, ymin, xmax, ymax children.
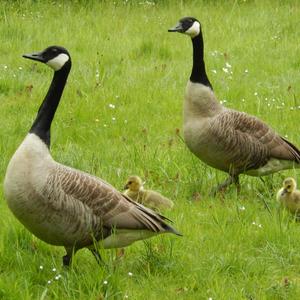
<box><xmin>0</xmin><ymin>0</ymin><xmax>300</xmax><ymax>299</ymax></box>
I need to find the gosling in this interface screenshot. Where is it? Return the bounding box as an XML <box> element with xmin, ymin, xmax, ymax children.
<box><xmin>277</xmin><ymin>177</ymin><xmax>300</xmax><ymax>215</ymax></box>
<box><xmin>123</xmin><ymin>176</ymin><xmax>174</xmax><ymax>211</ymax></box>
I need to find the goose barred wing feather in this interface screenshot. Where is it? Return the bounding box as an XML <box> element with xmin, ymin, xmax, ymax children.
<box><xmin>45</xmin><ymin>164</ymin><xmax>177</xmax><ymax>235</ymax></box>
<box><xmin>210</xmin><ymin>110</ymin><xmax>300</xmax><ymax>173</ymax></box>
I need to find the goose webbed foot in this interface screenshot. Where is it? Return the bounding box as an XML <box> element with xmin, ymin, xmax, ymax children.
<box><xmin>210</xmin><ymin>175</ymin><xmax>240</xmax><ymax>196</ymax></box>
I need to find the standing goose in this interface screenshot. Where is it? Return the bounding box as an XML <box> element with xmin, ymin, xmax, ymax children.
<box><xmin>168</xmin><ymin>17</ymin><xmax>300</xmax><ymax>192</ymax></box>
<box><xmin>4</xmin><ymin>46</ymin><xmax>181</xmax><ymax>266</ymax></box>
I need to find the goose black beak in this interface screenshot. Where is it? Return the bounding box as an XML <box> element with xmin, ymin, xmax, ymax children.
<box><xmin>168</xmin><ymin>22</ymin><xmax>184</xmax><ymax>33</ymax></box>
<box><xmin>124</xmin><ymin>184</ymin><xmax>129</xmax><ymax>190</ymax></box>
<box><xmin>23</xmin><ymin>51</ymin><xmax>45</xmax><ymax>63</ymax></box>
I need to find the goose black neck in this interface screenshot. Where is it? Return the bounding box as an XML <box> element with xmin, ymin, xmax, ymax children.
<box><xmin>29</xmin><ymin>63</ymin><xmax>71</xmax><ymax>147</ymax></box>
<box><xmin>190</xmin><ymin>32</ymin><xmax>212</xmax><ymax>89</ymax></box>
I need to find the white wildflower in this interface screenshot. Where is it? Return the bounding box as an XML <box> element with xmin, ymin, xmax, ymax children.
<box><xmin>128</xmin><ymin>272</ymin><xmax>133</xmax><ymax>276</ymax></box>
<box><xmin>225</xmin><ymin>62</ymin><xmax>232</xmax><ymax>68</ymax></box>
<box><xmin>108</xmin><ymin>104</ymin><xmax>115</xmax><ymax>109</ymax></box>
<box><xmin>39</xmin><ymin>265</ymin><xmax>43</xmax><ymax>270</ymax></box>
<box><xmin>222</xmin><ymin>67</ymin><xmax>229</xmax><ymax>73</ymax></box>
<box><xmin>103</xmin><ymin>280</ymin><xmax>108</xmax><ymax>285</ymax></box>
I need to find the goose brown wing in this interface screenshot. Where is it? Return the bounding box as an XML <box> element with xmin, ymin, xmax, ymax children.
<box><xmin>45</xmin><ymin>164</ymin><xmax>179</xmax><ymax>235</ymax></box>
<box><xmin>210</xmin><ymin>110</ymin><xmax>300</xmax><ymax>172</ymax></box>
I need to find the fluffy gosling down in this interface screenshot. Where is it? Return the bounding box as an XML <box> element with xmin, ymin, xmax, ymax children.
<box><xmin>123</xmin><ymin>176</ymin><xmax>174</xmax><ymax>211</ymax></box>
<box><xmin>168</xmin><ymin>17</ymin><xmax>300</xmax><ymax>193</ymax></box>
<box><xmin>4</xmin><ymin>46</ymin><xmax>181</xmax><ymax>266</ymax></box>
<box><xmin>277</xmin><ymin>178</ymin><xmax>300</xmax><ymax>215</ymax></box>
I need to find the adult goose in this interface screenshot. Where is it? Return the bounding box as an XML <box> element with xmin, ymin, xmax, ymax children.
<box><xmin>168</xmin><ymin>17</ymin><xmax>300</xmax><ymax>192</ymax></box>
<box><xmin>4</xmin><ymin>46</ymin><xmax>181</xmax><ymax>266</ymax></box>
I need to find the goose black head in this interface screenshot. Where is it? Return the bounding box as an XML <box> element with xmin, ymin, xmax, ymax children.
<box><xmin>23</xmin><ymin>46</ymin><xmax>71</xmax><ymax>71</ymax></box>
<box><xmin>168</xmin><ymin>17</ymin><xmax>201</xmax><ymax>38</ymax></box>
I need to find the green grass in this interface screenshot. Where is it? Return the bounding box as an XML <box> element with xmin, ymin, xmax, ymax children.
<box><xmin>0</xmin><ymin>0</ymin><xmax>300</xmax><ymax>299</ymax></box>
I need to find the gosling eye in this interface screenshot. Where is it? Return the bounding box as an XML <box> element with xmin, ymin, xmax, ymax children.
<box><xmin>287</xmin><ymin>185</ymin><xmax>291</xmax><ymax>188</ymax></box>
<box><xmin>128</xmin><ymin>181</ymin><xmax>132</xmax><ymax>185</ymax></box>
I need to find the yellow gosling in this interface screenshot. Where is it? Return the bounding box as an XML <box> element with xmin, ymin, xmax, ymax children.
<box><xmin>277</xmin><ymin>177</ymin><xmax>300</xmax><ymax>215</ymax></box>
<box><xmin>123</xmin><ymin>176</ymin><xmax>174</xmax><ymax>211</ymax></box>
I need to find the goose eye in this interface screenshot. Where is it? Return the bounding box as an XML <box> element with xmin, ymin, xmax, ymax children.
<box><xmin>128</xmin><ymin>181</ymin><xmax>132</xmax><ymax>184</ymax></box>
<box><xmin>51</xmin><ymin>48</ymin><xmax>58</xmax><ymax>54</ymax></box>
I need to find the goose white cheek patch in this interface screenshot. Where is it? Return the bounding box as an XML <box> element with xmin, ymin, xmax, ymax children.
<box><xmin>46</xmin><ymin>53</ymin><xmax>69</xmax><ymax>71</ymax></box>
<box><xmin>185</xmin><ymin>21</ymin><xmax>200</xmax><ymax>38</ymax></box>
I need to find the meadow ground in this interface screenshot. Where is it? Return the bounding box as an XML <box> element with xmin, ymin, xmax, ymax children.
<box><xmin>0</xmin><ymin>0</ymin><xmax>300</xmax><ymax>299</ymax></box>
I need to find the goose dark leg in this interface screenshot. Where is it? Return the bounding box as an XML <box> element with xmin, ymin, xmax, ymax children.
<box><xmin>63</xmin><ymin>247</ymin><xmax>76</xmax><ymax>267</ymax></box>
<box><xmin>63</xmin><ymin>254</ymin><xmax>72</xmax><ymax>266</ymax></box>
<box><xmin>234</xmin><ymin>176</ymin><xmax>240</xmax><ymax>194</ymax></box>
<box><xmin>89</xmin><ymin>248</ymin><xmax>104</xmax><ymax>265</ymax></box>
<box><xmin>211</xmin><ymin>175</ymin><xmax>239</xmax><ymax>196</ymax></box>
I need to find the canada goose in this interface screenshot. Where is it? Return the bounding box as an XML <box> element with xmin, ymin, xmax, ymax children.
<box><xmin>123</xmin><ymin>176</ymin><xmax>174</xmax><ymax>211</ymax></box>
<box><xmin>168</xmin><ymin>17</ymin><xmax>300</xmax><ymax>192</ymax></box>
<box><xmin>277</xmin><ymin>177</ymin><xmax>300</xmax><ymax>215</ymax></box>
<box><xmin>4</xmin><ymin>46</ymin><xmax>181</xmax><ymax>266</ymax></box>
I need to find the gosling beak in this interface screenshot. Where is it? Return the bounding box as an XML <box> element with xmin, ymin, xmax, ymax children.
<box><xmin>168</xmin><ymin>22</ymin><xmax>184</xmax><ymax>33</ymax></box>
<box><xmin>124</xmin><ymin>183</ymin><xmax>129</xmax><ymax>190</ymax></box>
<box><xmin>23</xmin><ymin>51</ymin><xmax>45</xmax><ymax>63</ymax></box>
<box><xmin>281</xmin><ymin>189</ymin><xmax>287</xmax><ymax>196</ymax></box>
